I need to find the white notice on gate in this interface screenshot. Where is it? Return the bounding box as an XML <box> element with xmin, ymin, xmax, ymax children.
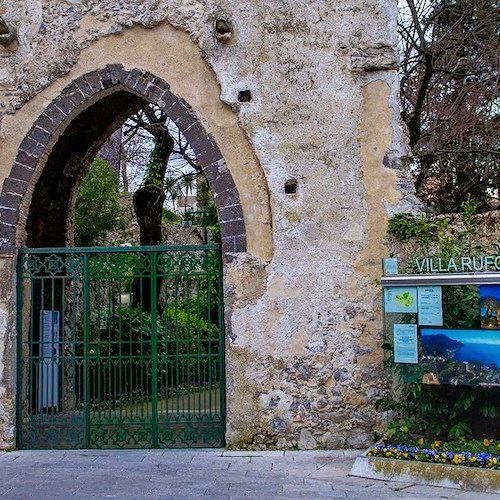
<box><xmin>38</xmin><ymin>310</ymin><xmax>60</xmax><ymax>411</ymax></box>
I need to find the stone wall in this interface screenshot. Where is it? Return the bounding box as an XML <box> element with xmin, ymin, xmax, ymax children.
<box><xmin>0</xmin><ymin>0</ymin><xmax>420</xmax><ymax>449</ymax></box>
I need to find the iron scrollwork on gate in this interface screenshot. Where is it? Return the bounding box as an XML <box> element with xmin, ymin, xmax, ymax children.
<box><xmin>16</xmin><ymin>245</ymin><xmax>225</xmax><ymax>449</ymax></box>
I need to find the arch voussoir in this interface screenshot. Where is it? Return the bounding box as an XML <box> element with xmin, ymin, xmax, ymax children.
<box><xmin>51</xmin><ymin>93</ymin><xmax>77</xmax><ymax>117</ymax></box>
<box><xmin>156</xmin><ymin>89</ymin><xmax>178</xmax><ymax>113</ymax></box>
<box><xmin>62</xmin><ymin>84</ymin><xmax>88</xmax><ymax>108</ymax></box>
<box><xmin>144</xmin><ymin>77</ymin><xmax>170</xmax><ymax>103</ymax></box>
<box><xmin>43</xmin><ymin>103</ymin><xmax>67</xmax><ymax>126</ymax></box>
<box><xmin>17</xmin><ymin>137</ymin><xmax>44</xmax><ymax>161</ymax></box>
<box><xmin>163</xmin><ymin>97</ymin><xmax>190</xmax><ymax>122</ymax></box>
<box><xmin>72</xmin><ymin>77</ymin><xmax>94</xmax><ymax>99</ymax></box>
<box><xmin>33</xmin><ymin>113</ymin><xmax>60</xmax><ymax>135</ymax></box>
<box><xmin>83</xmin><ymin>71</ymin><xmax>104</xmax><ymax>94</ymax></box>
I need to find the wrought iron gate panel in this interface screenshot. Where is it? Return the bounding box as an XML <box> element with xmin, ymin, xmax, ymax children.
<box><xmin>17</xmin><ymin>245</ymin><xmax>225</xmax><ymax>449</ymax></box>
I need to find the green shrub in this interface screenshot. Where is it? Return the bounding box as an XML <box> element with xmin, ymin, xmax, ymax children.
<box><xmin>162</xmin><ymin>208</ymin><xmax>181</xmax><ymax>224</ymax></box>
<box><xmin>74</xmin><ymin>158</ymin><xmax>125</xmax><ymax>246</ymax></box>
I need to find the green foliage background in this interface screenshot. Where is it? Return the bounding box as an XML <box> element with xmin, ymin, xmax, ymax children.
<box><xmin>74</xmin><ymin>158</ymin><xmax>125</xmax><ymax>246</ymax></box>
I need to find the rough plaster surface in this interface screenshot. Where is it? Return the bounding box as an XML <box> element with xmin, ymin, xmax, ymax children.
<box><xmin>0</xmin><ymin>0</ymin><xmax>420</xmax><ymax>449</ymax></box>
<box><xmin>0</xmin><ymin>258</ymin><xmax>13</xmax><ymax>449</ymax></box>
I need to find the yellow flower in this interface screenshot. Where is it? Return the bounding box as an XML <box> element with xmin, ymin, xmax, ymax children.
<box><xmin>431</xmin><ymin>440</ymin><xmax>441</xmax><ymax>448</ymax></box>
<box><xmin>417</xmin><ymin>438</ymin><xmax>424</xmax><ymax>445</ymax></box>
<box><xmin>483</xmin><ymin>438</ymin><xmax>491</xmax><ymax>446</ymax></box>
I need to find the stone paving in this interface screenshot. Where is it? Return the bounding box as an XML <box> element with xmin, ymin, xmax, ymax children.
<box><xmin>0</xmin><ymin>449</ymin><xmax>498</xmax><ymax>499</ymax></box>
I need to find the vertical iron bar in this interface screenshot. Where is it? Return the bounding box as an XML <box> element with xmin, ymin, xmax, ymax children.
<box><xmin>70</xmin><ymin>274</ymin><xmax>77</xmax><ymax>440</ymax></box>
<box><xmin>196</xmin><ymin>275</ymin><xmax>202</xmax><ymax>419</ymax></box>
<box><xmin>206</xmin><ymin>255</ymin><xmax>213</xmax><ymax>419</ymax></box>
<box><xmin>217</xmin><ymin>249</ymin><xmax>225</xmax><ymax>444</ymax></box>
<box><xmin>151</xmin><ymin>250</ymin><xmax>158</xmax><ymax>448</ymax></box>
<box><xmin>186</xmin><ymin>271</ymin><xmax>191</xmax><ymax>421</ymax></box>
<box><xmin>83</xmin><ymin>252</ymin><xmax>90</xmax><ymax>447</ymax></box>
<box><xmin>39</xmin><ymin>276</ymin><xmax>45</xmax><ymax>420</ymax></box>
<box><xmin>174</xmin><ymin>274</ymin><xmax>180</xmax><ymax>414</ymax></box>
<box><xmin>50</xmin><ymin>276</ymin><xmax>55</xmax><ymax>418</ymax></box>
<box><xmin>29</xmin><ymin>272</ymin><xmax>37</xmax><ymax>441</ymax></box>
<box><xmin>61</xmin><ymin>273</ymin><xmax>66</xmax><ymax>423</ymax></box>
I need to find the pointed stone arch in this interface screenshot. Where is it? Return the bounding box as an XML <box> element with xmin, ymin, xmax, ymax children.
<box><xmin>0</xmin><ymin>65</ymin><xmax>246</xmax><ymax>256</ymax></box>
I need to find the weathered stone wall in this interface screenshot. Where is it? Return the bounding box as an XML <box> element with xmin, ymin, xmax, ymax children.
<box><xmin>0</xmin><ymin>257</ymin><xmax>14</xmax><ymax>450</ymax></box>
<box><xmin>0</xmin><ymin>0</ymin><xmax>420</xmax><ymax>449</ymax></box>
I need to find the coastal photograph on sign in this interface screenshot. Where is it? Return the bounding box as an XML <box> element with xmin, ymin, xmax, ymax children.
<box><xmin>480</xmin><ymin>284</ymin><xmax>500</xmax><ymax>329</ymax></box>
<box><xmin>421</xmin><ymin>328</ymin><xmax>500</xmax><ymax>386</ymax></box>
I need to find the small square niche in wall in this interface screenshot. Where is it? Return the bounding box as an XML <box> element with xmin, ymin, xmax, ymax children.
<box><xmin>238</xmin><ymin>90</ymin><xmax>252</xmax><ymax>102</ymax></box>
<box><xmin>285</xmin><ymin>178</ymin><xmax>297</xmax><ymax>194</ymax></box>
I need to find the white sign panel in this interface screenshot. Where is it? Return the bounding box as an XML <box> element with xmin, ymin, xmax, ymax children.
<box><xmin>418</xmin><ymin>286</ymin><xmax>443</xmax><ymax>326</ymax></box>
<box><xmin>383</xmin><ymin>258</ymin><xmax>398</xmax><ymax>276</ymax></box>
<box><xmin>38</xmin><ymin>310</ymin><xmax>60</xmax><ymax>411</ymax></box>
<box><xmin>394</xmin><ymin>324</ymin><xmax>418</xmax><ymax>364</ymax></box>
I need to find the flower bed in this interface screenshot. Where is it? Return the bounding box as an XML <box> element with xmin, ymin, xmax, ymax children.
<box><xmin>367</xmin><ymin>439</ymin><xmax>500</xmax><ymax>470</ymax></box>
<box><xmin>350</xmin><ymin>439</ymin><xmax>500</xmax><ymax>493</ymax></box>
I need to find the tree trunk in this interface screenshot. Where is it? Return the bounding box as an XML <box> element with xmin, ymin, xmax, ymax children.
<box><xmin>131</xmin><ymin>125</ymin><xmax>174</xmax><ymax>311</ymax></box>
<box><xmin>133</xmin><ymin>184</ymin><xmax>165</xmax><ymax>246</ymax></box>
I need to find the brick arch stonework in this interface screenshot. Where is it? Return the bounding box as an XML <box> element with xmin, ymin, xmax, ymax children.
<box><xmin>0</xmin><ymin>65</ymin><xmax>246</xmax><ymax>257</ymax></box>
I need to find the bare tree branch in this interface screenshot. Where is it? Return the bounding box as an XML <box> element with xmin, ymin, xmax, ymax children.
<box><xmin>399</xmin><ymin>0</ymin><xmax>500</xmax><ymax>212</ymax></box>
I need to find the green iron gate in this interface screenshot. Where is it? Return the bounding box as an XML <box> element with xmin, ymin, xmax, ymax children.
<box><xmin>16</xmin><ymin>245</ymin><xmax>225</xmax><ymax>449</ymax></box>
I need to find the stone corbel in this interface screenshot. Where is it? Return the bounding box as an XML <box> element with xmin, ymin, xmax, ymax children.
<box><xmin>0</xmin><ymin>16</ymin><xmax>18</xmax><ymax>48</ymax></box>
<box><xmin>350</xmin><ymin>45</ymin><xmax>398</xmax><ymax>72</ymax></box>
